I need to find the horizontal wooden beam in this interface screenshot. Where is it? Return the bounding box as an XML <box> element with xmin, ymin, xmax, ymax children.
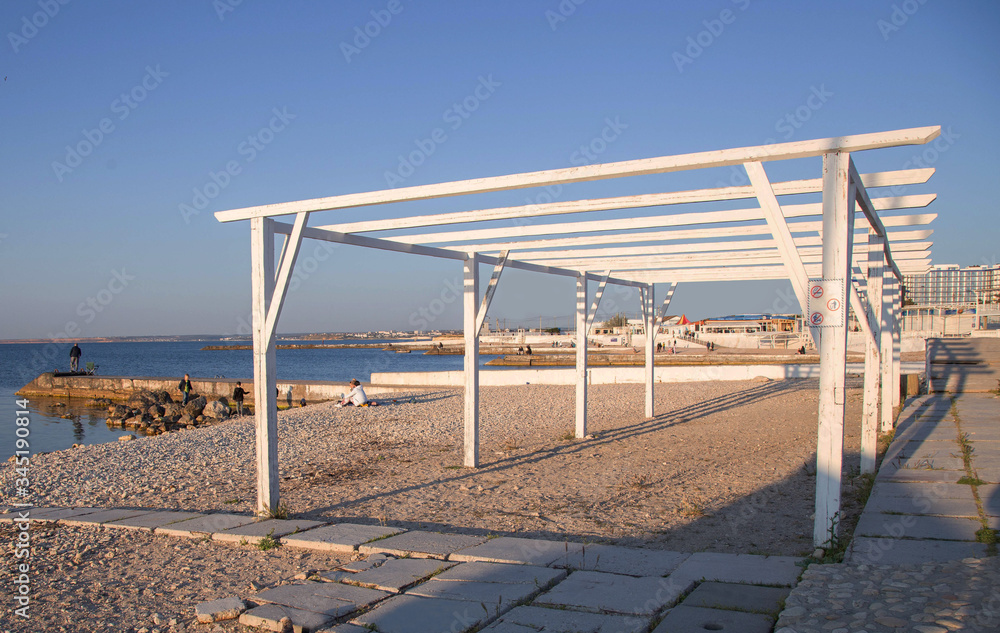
<box><xmin>314</xmin><ymin>169</ymin><xmax>934</xmax><ymax>235</ymax></box>
<box><xmin>514</xmin><ymin>238</ymin><xmax>931</xmax><ymax>261</ymax></box>
<box><xmin>444</xmin><ymin>222</ymin><xmax>935</xmax><ymax>254</ymax></box>
<box><xmin>273</xmin><ymin>222</ymin><xmax>470</xmax><ymax>262</ymax></box>
<box><xmin>216</xmin><ymin>127</ymin><xmax>940</xmax><ymax>223</ymax></box>
<box><xmin>400</xmin><ymin>195</ymin><xmax>935</xmax><ymax>246</ymax></box>
<box><xmin>524</xmin><ymin>248</ymin><xmax>930</xmax><ymax>271</ymax></box>
<box><xmin>618</xmin><ymin>262</ymin><xmax>931</xmax><ymax>284</ymax></box>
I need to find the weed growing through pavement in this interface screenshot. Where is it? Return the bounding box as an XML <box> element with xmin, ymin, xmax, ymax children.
<box><xmin>256</xmin><ymin>529</ymin><xmax>280</xmax><ymax>551</ymax></box>
<box><xmin>263</xmin><ymin>504</ymin><xmax>290</xmax><ymax>520</ymax></box>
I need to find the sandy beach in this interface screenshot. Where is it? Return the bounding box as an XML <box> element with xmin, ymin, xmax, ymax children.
<box><xmin>1</xmin><ymin>379</ymin><xmax>873</xmax><ymax>631</ymax></box>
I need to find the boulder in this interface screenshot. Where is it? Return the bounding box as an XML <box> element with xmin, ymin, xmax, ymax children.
<box><xmin>147</xmin><ymin>404</ymin><xmax>165</xmax><ymax>418</ymax></box>
<box><xmin>162</xmin><ymin>402</ymin><xmax>183</xmax><ymax>418</ymax></box>
<box><xmin>183</xmin><ymin>395</ymin><xmax>207</xmax><ymax>417</ymax></box>
<box><xmin>154</xmin><ymin>390</ymin><xmax>173</xmax><ymax>404</ymax></box>
<box><xmin>177</xmin><ymin>414</ymin><xmax>194</xmax><ymax>426</ymax></box>
<box><xmin>127</xmin><ymin>390</ymin><xmax>157</xmax><ymax>409</ymax></box>
<box><xmin>108</xmin><ymin>404</ymin><xmax>129</xmax><ymax>419</ymax></box>
<box><xmin>203</xmin><ymin>400</ymin><xmax>231</xmax><ymax>419</ymax></box>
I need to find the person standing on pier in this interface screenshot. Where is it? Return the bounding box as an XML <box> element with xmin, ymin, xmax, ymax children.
<box><xmin>69</xmin><ymin>342</ymin><xmax>82</xmax><ymax>372</ymax></box>
<box><xmin>232</xmin><ymin>381</ymin><xmax>246</xmax><ymax>416</ymax></box>
<box><xmin>178</xmin><ymin>374</ymin><xmax>193</xmax><ymax>405</ymax></box>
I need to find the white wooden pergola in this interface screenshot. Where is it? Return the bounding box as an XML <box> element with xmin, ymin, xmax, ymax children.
<box><xmin>216</xmin><ymin>126</ymin><xmax>939</xmax><ymax>547</ymax></box>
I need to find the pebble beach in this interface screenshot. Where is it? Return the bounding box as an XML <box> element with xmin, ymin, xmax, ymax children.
<box><xmin>1</xmin><ymin>379</ymin><xmax>875</xmax><ymax>631</ymax></box>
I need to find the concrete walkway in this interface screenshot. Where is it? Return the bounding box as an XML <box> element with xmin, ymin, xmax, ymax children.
<box><xmin>774</xmin><ymin>392</ymin><xmax>1000</xmax><ymax>632</ymax></box>
<box><xmin>4</xmin><ymin>505</ymin><xmax>803</xmax><ymax>632</ymax></box>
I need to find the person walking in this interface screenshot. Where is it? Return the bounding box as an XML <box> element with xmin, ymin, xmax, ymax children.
<box><xmin>178</xmin><ymin>374</ymin><xmax>193</xmax><ymax>405</ymax></box>
<box><xmin>232</xmin><ymin>381</ymin><xmax>246</xmax><ymax>416</ymax></box>
<box><xmin>69</xmin><ymin>342</ymin><xmax>82</xmax><ymax>372</ymax></box>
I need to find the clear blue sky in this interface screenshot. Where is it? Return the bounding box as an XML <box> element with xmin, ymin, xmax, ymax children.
<box><xmin>2</xmin><ymin>1</ymin><xmax>998</xmax><ymax>338</ymax></box>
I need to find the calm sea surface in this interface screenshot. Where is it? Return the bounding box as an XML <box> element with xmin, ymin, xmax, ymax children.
<box><xmin>1</xmin><ymin>340</ymin><xmax>492</xmax><ymax>456</ymax></box>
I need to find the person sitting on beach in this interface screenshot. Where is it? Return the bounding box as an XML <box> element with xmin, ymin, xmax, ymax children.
<box><xmin>525</xmin><ymin>345</ymin><xmax>532</xmax><ymax>356</ymax></box>
<box><xmin>232</xmin><ymin>381</ymin><xmax>246</xmax><ymax>416</ymax></box>
<box><xmin>69</xmin><ymin>342</ymin><xmax>82</xmax><ymax>372</ymax></box>
<box><xmin>797</xmin><ymin>345</ymin><xmax>806</xmax><ymax>355</ymax></box>
<box><xmin>517</xmin><ymin>346</ymin><xmax>524</xmax><ymax>355</ymax></box>
<box><xmin>336</xmin><ymin>379</ymin><xmax>368</xmax><ymax>407</ymax></box>
<box><xmin>178</xmin><ymin>374</ymin><xmax>193</xmax><ymax>405</ymax></box>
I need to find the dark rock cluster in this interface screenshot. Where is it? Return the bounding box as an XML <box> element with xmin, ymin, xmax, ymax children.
<box><xmin>105</xmin><ymin>389</ymin><xmax>233</xmax><ymax>435</ymax></box>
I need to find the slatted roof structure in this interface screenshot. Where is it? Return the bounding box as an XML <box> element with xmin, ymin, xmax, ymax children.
<box><xmin>216</xmin><ymin>125</ymin><xmax>940</xmax><ymax>547</ymax></box>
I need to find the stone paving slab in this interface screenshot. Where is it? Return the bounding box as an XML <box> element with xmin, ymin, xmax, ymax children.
<box><xmin>282</xmin><ymin>522</ymin><xmax>405</xmax><ymax>553</ymax></box>
<box><xmin>343</xmin><ymin>558</ymin><xmax>455</xmax><ymax>593</ymax></box>
<box><xmin>555</xmin><ymin>544</ymin><xmax>689</xmax><ymax>577</ymax></box>
<box><xmin>434</xmin><ymin>561</ymin><xmax>566</xmax><ymax>587</ymax></box>
<box><xmin>480</xmin><ymin>605</ymin><xmax>648</xmax><ymax>633</ymax></box>
<box><xmin>863</xmin><ymin>493</ymin><xmax>979</xmax><ymax>517</ymax></box>
<box><xmin>681</xmin><ymin>581</ymin><xmax>789</xmax><ymax>616</ymax></box>
<box><xmin>405</xmin><ymin>578</ymin><xmax>541</xmax><ymax>609</ymax></box>
<box><xmin>358</xmin><ymin>530</ymin><xmax>486</xmax><ymax>559</ymax></box>
<box><xmin>24</xmin><ymin>507</ymin><xmax>102</xmax><ymax>522</ymax></box>
<box><xmin>668</xmin><ymin>552</ymin><xmax>802</xmax><ymax>587</ymax></box>
<box><xmin>254</xmin><ymin>582</ymin><xmax>388</xmax><ymax>618</ymax></box>
<box><xmin>882</xmin><ymin>439</ymin><xmax>958</xmax><ymax>465</ymax></box>
<box><xmin>195</xmin><ymin>596</ymin><xmax>246</xmax><ymax>623</ymax></box>
<box><xmin>893</xmin><ymin>423</ymin><xmax>958</xmax><ymax>444</ymax></box>
<box><xmin>321</xmin><ymin>624</ymin><xmax>369</xmax><ymax>633</ymax></box>
<box><xmin>534</xmin><ymin>570</ymin><xmax>684</xmax><ymax>616</ymax></box>
<box><xmin>652</xmin><ymin>605</ymin><xmax>774</xmax><ymax>633</ymax></box>
<box><xmin>875</xmin><ymin>467</ymin><xmax>964</xmax><ymax>483</ymax></box>
<box><xmin>212</xmin><ymin>518</ymin><xmax>325</xmax><ymax>544</ymax></box>
<box><xmin>980</xmin><ymin>484</ymin><xmax>1000</xmax><ymax>516</ymax></box>
<box><xmin>855</xmin><ymin>512</ymin><xmax>982</xmax><ymax>541</ymax></box>
<box><xmin>240</xmin><ymin>603</ymin><xmax>334</xmax><ymax>633</ymax></box>
<box><xmin>870</xmin><ymin>481</ymin><xmax>976</xmax><ymax>500</ymax></box>
<box><xmin>891</xmin><ymin>454</ymin><xmax>965</xmax><ymax>471</ymax></box>
<box><xmin>0</xmin><ymin>508</ymin><xmax>37</xmax><ymax>522</ymax></box>
<box><xmin>154</xmin><ymin>513</ymin><xmax>257</xmax><ymax>538</ymax></box>
<box><xmin>59</xmin><ymin>508</ymin><xmax>152</xmax><ymax>526</ymax></box>
<box><xmin>848</xmin><ymin>536</ymin><xmax>989</xmax><ymax>564</ymax></box>
<box><xmin>351</xmin><ymin>594</ymin><xmax>493</xmax><ymax>633</ymax></box>
<box><xmin>104</xmin><ymin>511</ymin><xmax>204</xmax><ymax>531</ymax></box>
<box><xmin>450</xmin><ymin>536</ymin><xmax>584</xmax><ymax>566</ymax></box>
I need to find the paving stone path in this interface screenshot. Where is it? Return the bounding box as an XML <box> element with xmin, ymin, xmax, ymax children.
<box><xmin>776</xmin><ymin>393</ymin><xmax>1000</xmax><ymax>633</ymax></box>
<box><xmin>2</xmin><ymin>505</ymin><xmax>801</xmax><ymax>631</ymax></box>
<box><xmin>4</xmin><ymin>392</ymin><xmax>995</xmax><ymax>632</ymax></box>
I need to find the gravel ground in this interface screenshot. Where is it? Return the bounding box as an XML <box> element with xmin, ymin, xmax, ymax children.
<box><xmin>776</xmin><ymin>557</ymin><xmax>1000</xmax><ymax>632</ymax></box>
<box><xmin>4</xmin><ymin>380</ymin><xmax>869</xmax><ymax>552</ymax></box>
<box><xmin>1</xmin><ymin>379</ymin><xmax>871</xmax><ymax>631</ymax></box>
<box><xmin>0</xmin><ymin>521</ymin><xmax>350</xmax><ymax>633</ymax></box>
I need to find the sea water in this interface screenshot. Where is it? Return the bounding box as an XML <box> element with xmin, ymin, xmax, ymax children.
<box><xmin>0</xmin><ymin>340</ymin><xmax>489</xmax><ymax>455</ymax></box>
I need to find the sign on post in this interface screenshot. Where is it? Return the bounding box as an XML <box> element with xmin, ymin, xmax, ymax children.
<box><xmin>807</xmin><ymin>279</ymin><xmax>845</xmax><ymax>328</ymax></box>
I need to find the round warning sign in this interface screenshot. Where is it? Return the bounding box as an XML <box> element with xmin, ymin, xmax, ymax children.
<box><xmin>826</xmin><ymin>298</ymin><xmax>841</xmax><ymax>312</ymax></box>
<box><xmin>810</xmin><ymin>312</ymin><xmax>824</xmax><ymax>326</ymax></box>
<box><xmin>810</xmin><ymin>285</ymin><xmax>824</xmax><ymax>299</ymax></box>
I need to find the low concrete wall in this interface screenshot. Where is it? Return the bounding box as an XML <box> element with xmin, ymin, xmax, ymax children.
<box><xmin>16</xmin><ymin>374</ymin><xmax>422</xmax><ymax>404</ymax></box>
<box><xmin>372</xmin><ymin>362</ymin><xmax>927</xmax><ymax>386</ymax></box>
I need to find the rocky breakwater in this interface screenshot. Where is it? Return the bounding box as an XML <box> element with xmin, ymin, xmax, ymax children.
<box><xmin>105</xmin><ymin>389</ymin><xmax>238</xmax><ymax>435</ymax></box>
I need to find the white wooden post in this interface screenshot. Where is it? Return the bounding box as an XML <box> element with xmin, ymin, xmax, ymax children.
<box><xmin>880</xmin><ymin>265</ymin><xmax>895</xmax><ymax>432</ymax></box>
<box><xmin>575</xmin><ymin>274</ymin><xmax>588</xmax><ymax>438</ymax></box>
<box><xmin>891</xmin><ymin>279</ymin><xmax>902</xmax><ymax>408</ymax></box>
<box><xmin>463</xmin><ymin>254</ymin><xmax>480</xmax><ymax>467</ymax></box>
<box><xmin>250</xmin><ymin>217</ymin><xmax>279</xmax><ymax>515</ymax></box>
<box><xmin>861</xmin><ymin>233</ymin><xmax>884</xmax><ymax>474</ymax></box>
<box><xmin>644</xmin><ymin>283</ymin><xmax>655</xmax><ymax>418</ymax></box>
<box><xmin>814</xmin><ymin>151</ymin><xmax>855</xmax><ymax>548</ymax></box>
